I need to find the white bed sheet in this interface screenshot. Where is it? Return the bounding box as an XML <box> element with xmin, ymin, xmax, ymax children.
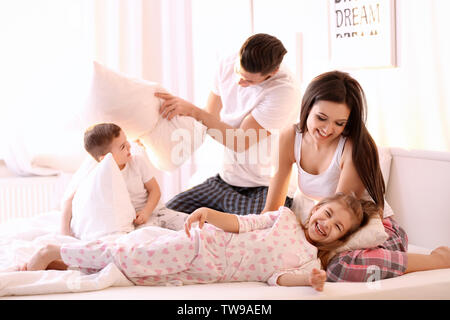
<box><xmin>1</xmin><ymin>211</ymin><xmax>449</xmax><ymax>300</ymax></box>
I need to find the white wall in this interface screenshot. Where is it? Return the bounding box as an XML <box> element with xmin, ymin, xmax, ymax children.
<box><xmin>1</xmin><ymin>0</ymin><xmax>448</xmax><ymax>178</ymax></box>
<box><xmin>191</xmin><ymin>0</ymin><xmax>450</xmax><ymax>153</ymax></box>
<box><xmin>253</xmin><ymin>0</ymin><xmax>450</xmax><ymax>152</ymax></box>
<box><xmin>191</xmin><ymin>0</ymin><xmax>253</xmax><ymax>107</ymax></box>
<box><xmin>0</xmin><ymin>0</ymin><xmax>92</xmax><ymax>159</ymax></box>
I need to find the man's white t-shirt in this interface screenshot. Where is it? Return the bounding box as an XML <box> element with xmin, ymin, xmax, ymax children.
<box><xmin>211</xmin><ymin>52</ymin><xmax>301</xmax><ymax>189</ymax></box>
<box><xmin>121</xmin><ymin>151</ymin><xmax>164</xmax><ymax>212</ymax></box>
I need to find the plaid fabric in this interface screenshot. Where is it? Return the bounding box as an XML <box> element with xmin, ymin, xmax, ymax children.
<box><xmin>166</xmin><ymin>174</ymin><xmax>293</xmax><ymax>215</ymax></box>
<box><xmin>326</xmin><ymin>217</ymin><xmax>409</xmax><ymax>282</ymax></box>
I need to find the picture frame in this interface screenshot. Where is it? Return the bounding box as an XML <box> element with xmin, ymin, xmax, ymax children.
<box><xmin>328</xmin><ymin>0</ymin><xmax>397</xmax><ymax>69</ymax></box>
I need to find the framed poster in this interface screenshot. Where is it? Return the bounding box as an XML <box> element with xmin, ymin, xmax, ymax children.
<box><xmin>328</xmin><ymin>0</ymin><xmax>397</xmax><ymax>69</ymax></box>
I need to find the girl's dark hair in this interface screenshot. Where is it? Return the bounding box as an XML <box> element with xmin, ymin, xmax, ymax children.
<box><xmin>239</xmin><ymin>33</ymin><xmax>287</xmax><ymax>76</ymax></box>
<box><xmin>84</xmin><ymin>123</ymin><xmax>122</xmax><ymax>161</ymax></box>
<box><xmin>296</xmin><ymin>71</ymin><xmax>385</xmax><ymax>210</ymax></box>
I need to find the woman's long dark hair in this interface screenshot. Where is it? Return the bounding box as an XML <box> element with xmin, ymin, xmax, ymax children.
<box><xmin>296</xmin><ymin>71</ymin><xmax>385</xmax><ymax>209</ymax></box>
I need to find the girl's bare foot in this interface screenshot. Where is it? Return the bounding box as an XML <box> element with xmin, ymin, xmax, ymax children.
<box><xmin>47</xmin><ymin>259</ymin><xmax>69</xmax><ymax>270</ymax></box>
<box><xmin>430</xmin><ymin>246</ymin><xmax>450</xmax><ymax>269</ymax></box>
<box><xmin>21</xmin><ymin>244</ymin><xmax>62</xmax><ymax>271</ymax></box>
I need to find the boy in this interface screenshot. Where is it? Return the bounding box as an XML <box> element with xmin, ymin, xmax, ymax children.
<box><xmin>60</xmin><ymin>123</ymin><xmax>162</xmax><ymax>236</ymax></box>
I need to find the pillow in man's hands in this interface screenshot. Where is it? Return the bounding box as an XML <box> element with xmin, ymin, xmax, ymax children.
<box><xmin>80</xmin><ymin>62</ymin><xmax>206</xmax><ymax>171</ymax></box>
<box><xmin>140</xmin><ymin>116</ymin><xmax>206</xmax><ymax>171</ymax></box>
<box><xmin>80</xmin><ymin>61</ymin><xmax>163</xmax><ymax>140</ymax></box>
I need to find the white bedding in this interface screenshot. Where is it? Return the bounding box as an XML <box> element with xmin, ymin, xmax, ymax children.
<box><xmin>1</xmin><ymin>210</ymin><xmax>450</xmax><ymax>300</ymax></box>
<box><xmin>0</xmin><ymin>210</ymin><xmax>135</xmax><ymax>298</ymax></box>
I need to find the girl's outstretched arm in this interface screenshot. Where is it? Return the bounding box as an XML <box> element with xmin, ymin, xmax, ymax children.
<box><xmin>184</xmin><ymin>207</ymin><xmax>239</xmax><ymax>237</ymax></box>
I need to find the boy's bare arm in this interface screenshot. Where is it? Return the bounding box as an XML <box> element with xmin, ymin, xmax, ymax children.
<box><xmin>60</xmin><ymin>193</ymin><xmax>75</xmax><ymax>236</ymax></box>
<box><xmin>134</xmin><ymin>178</ymin><xmax>161</xmax><ymax>225</ymax></box>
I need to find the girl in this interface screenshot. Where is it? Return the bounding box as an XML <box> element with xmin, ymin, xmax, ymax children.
<box><xmin>22</xmin><ymin>193</ymin><xmax>376</xmax><ymax>291</ymax></box>
<box><xmin>262</xmin><ymin>70</ymin><xmax>450</xmax><ymax>281</ymax></box>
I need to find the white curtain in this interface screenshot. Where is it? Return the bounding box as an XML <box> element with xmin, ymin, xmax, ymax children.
<box><xmin>0</xmin><ymin>0</ymin><xmax>94</xmax><ymax>175</ymax></box>
<box><xmin>0</xmin><ymin>0</ymin><xmax>195</xmax><ymax>201</ymax></box>
<box><xmin>87</xmin><ymin>0</ymin><xmax>195</xmax><ymax>201</ymax></box>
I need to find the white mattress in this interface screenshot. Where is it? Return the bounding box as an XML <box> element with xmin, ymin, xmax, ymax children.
<box><xmin>4</xmin><ymin>268</ymin><xmax>449</xmax><ymax>301</ymax></box>
<box><xmin>1</xmin><ymin>211</ymin><xmax>449</xmax><ymax>300</ymax></box>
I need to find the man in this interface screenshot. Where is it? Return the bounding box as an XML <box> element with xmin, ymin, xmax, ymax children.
<box><xmin>155</xmin><ymin>33</ymin><xmax>300</xmax><ymax>215</ymax></box>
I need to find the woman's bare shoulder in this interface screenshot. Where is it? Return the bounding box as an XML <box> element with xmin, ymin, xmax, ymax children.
<box><xmin>279</xmin><ymin>124</ymin><xmax>297</xmax><ymax>164</ymax></box>
<box><xmin>280</xmin><ymin>124</ymin><xmax>297</xmax><ymax>142</ymax></box>
<box><xmin>341</xmin><ymin>137</ymin><xmax>355</xmax><ymax>164</ymax></box>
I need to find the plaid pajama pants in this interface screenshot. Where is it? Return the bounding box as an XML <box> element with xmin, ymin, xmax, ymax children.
<box><xmin>166</xmin><ymin>174</ymin><xmax>293</xmax><ymax>215</ymax></box>
<box><xmin>326</xmin><ymin>216</ymin><xmax>408</xmax><ymax>282</ymax></box>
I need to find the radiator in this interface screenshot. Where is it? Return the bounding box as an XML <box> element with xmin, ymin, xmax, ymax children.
<box><xmin>0</xmin><ymin>175</ymin><xmax>67</xmax><ymax>224</ymax></box>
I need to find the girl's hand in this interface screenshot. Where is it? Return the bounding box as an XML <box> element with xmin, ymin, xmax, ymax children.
<box><xmin>309</xmin><ymin>268</ymin><xmax>326</xmax><ymax>292</ymax></box>
<box><xmin>184</xmin><ymin>208</ymin><xmax>209</xmax><ymax>238</ymax></box>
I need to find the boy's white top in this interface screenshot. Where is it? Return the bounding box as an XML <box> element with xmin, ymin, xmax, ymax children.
<box><xmin>121</xmin><ymin>150</ymin><xmax>163</xmax><ymax>212</ymax></box>
<box><xmin>64</xmin><ymin>143</ymin><xmax>162</xmax><ymax>213</ymax></box>
<box><xmin>69</xmin><ymin>144</ymin><xmax>163</xmax><ymax>241</ymax></box>
<box><xmin>212</xmin><ymin>52</ymin><xmax>301</xmax><ymax>187</ymax></box>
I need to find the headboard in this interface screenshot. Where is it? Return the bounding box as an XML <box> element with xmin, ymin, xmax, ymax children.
<box><xmin>386</xmin><ymin>148</ymin><xmax>450</xmax><ymax>249</ymax></box>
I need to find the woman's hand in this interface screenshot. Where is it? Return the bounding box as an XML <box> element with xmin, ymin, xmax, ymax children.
<box><xmin>155</xmin><ymin>92</ymin><xmax>199</xmax><ymax>120</ymax></box>
<box><xmin>184</xmin><ymin>208</ymin><xmax>209</xmax><ymax>237</ymax></box>
<box><xmin>309</xmin><ymin>268</ymin><xmax>327</xmax><ymax>291</ymax></box>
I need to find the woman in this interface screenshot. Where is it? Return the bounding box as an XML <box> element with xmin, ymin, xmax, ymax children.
<box><xmin>262</xmin><ymin>70</ymin><xmax>450</xmax><ymax>282</ymax></box>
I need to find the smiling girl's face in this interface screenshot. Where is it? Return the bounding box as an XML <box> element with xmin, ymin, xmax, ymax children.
<box><xmin>307</xmin><ymin>199</ymin><xmax>356</xmax><ymax>245</ymax></box>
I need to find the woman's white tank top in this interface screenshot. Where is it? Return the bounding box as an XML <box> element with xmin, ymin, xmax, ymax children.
<box><xmin>294</xmin><ymin>131</ymin><xmax>346</xmax><ymax>199</ymax></box>
<box><xmin>293</xmin><ymin>131</ymin><xmax>394</xmax><ymax>218</ymax></box>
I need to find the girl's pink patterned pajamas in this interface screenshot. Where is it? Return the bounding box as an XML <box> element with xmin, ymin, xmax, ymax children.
<box><xmin>60</xmin><ymin>207</ymin><xmax>320</xmax><ymax>286</ymax></box>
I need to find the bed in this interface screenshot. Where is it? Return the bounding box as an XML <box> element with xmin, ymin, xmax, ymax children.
<box><xmin>1</xmin><ymin>147</ymin><xmax>449</xmax><ymax>300</ymax></box>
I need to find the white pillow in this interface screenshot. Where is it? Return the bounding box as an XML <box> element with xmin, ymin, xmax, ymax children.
<box><xmin>80</xmin><ymin>61</ymin><xmax>163</xmax><ymax>140</ymax></box>
<box><xmin>291</xmin><ymin>190</ymin><xmax>388</xmax><ymax>256</ymax></box>
<box><xmin>80</xmin><ymin>61</ymin><xmax>207</xmax><ymax>171</ymax></box>
<box><xmin>187</xmin><ymin>135</ymin><xmax>225</xmax><ymax>188</ymax></box>
<box><xmin>71</xmin><ymin>153</ymin><xmax>136</xmax><ymax>241</ymax></box>
<box><xmin>140</xmin><ymin>116</ymin><xmax>206</xmax><ymax>172</ymax></box>
<box><xmin>29</xmin><ymin>130</ymin><xmax>87</xmax><ymax>174</ymax></box>
<box><xmin>4</xmin><ymin>125</ymin><xmax>87</xmax><ymax>175</ymax></box>
<box><xmin>332</xmin><ymin>215</ymin><xmax>388</xmax><ymax>255</ymax></box>
<box><xmin>62</xmin><ymin>155</ymin><xmax>98</xmax><ymax>203</ymax></box>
